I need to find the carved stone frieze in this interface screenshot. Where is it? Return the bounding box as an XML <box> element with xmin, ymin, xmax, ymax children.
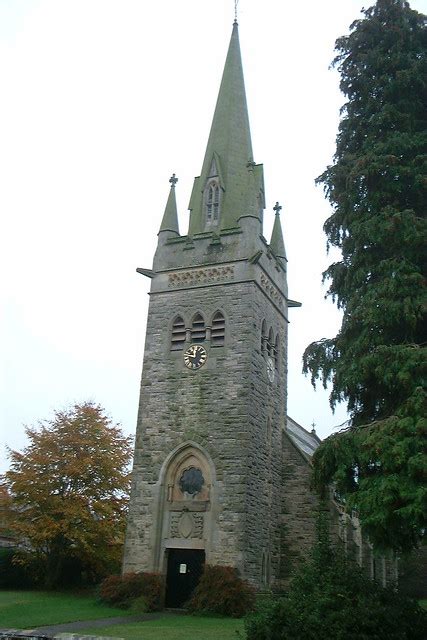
<box><xmin>168</xmin><ymin>265</ymin><xmax>234</xmax><ymax>288</ymax></box>
<box><xmin>260</xmin><ymin>273</ymin><xmax>283</xmax><ymax>306</ymax></box>
<box><xmin>170</xmin><ymin>511</ymin><xmax>204</xmax><ymax>539</ymax></box>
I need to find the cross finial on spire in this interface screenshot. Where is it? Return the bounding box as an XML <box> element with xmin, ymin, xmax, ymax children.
<box><xmin>311</xmin><ymin>421</ymin><xmax>316</xmax><ymax>434</ymax></box>
<box><xmin>273</xmin><ymin>201</ymin><xmax>282</xmax><ymax>215</ymax></box>
<box><xmin>169</xmin><ymin>173</ymin><xmax>178</xmax><ymax>188</ymax></box>
<box><xmin>234</xmin><ymin>0</ymin><xmax>239</xmax><ymax>24</ymax></box>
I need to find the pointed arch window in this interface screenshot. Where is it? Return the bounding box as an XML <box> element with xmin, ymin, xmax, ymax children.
<box><xmin>211</xmin><ymin>311</ymin><xmax>225</xmax><ymax>347</ymax></box>
<box><xmin>171</xmin><ymin>315</ymin><xmax>186</xmax><ymax>350</ymax></box>
<box><xmin>205</xmin><ymin>180</ymin><xmax>221</xmax><ymax>225</ymax></box>
<box><xmin>261</xmin><ymin>320</ymin><xmax>267</xmax><ymax>353</ymax></box>
<box><xmin>267</xmin><ymin>328</ymin><xmax>274</xmax><ymax>357</ymax></box>
<box><xmin>261</xmin><ymin>551</ymin><xmax>266</xmax><ymax>585</ymax></box>
<box><xmin>191</xmin><ymin>313</ymin><xmax>206</xmax><ymax>343</ymax></box>
<box><xmin>274</xmin><ymin>334</ymin><xmax>279</xmax><ymax>368</ymax></box>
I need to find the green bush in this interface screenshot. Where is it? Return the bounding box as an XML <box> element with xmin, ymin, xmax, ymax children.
<box><xmin>0</xmin><ymin>548</ymin><xmax>38</xmax><ymax>589</ymax></box>
<box><xmin>187</xmin><ymin>565</ymin><xmax>256</xmax><ymax>618</ymax></box>
<box><xmin>245</xmin><ymin>544</ymin><xmax>427</xmax><ymax>640</ymax></box>
<box><xmin>99</xmin><ymin>572</ymin><xmax>164</xmax><ymax>611</ymax></box>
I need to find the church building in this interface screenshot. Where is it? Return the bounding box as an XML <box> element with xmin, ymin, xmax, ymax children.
<box><xmin>123</xmin><ymin>20</ymin><xmax>348</xmax><ymax>606</ymax></box>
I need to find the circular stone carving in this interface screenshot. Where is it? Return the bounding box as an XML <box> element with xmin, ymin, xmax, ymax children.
<box><xmin>179</xmin><ymin>467</ymin><xmax>204</xmax><ymax>496</ymax></box>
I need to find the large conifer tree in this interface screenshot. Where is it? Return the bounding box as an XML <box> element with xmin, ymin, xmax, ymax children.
<box><xmin>303</xmin><ymin>0</ymin><xmax>426</xmax><ymax>552</ymax></box>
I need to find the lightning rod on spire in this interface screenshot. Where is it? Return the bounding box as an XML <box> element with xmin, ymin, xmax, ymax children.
<box><xmin>234</xmin><ymin>0</ymin><xmax>239</xmax><ymax>24</ymax></box>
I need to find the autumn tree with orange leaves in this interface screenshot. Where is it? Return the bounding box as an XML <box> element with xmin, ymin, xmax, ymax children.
<box><xmin>3</xmin><ymin>402</ymin><xmax>133</xmax><ymax>588</ymax></box>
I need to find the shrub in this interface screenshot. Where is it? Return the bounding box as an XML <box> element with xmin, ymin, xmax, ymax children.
<box><xmin>99</xmin><ymin>572</ymin><xmax>163</xmax><ymax>611</ymax></box>
<box><xmin>187</xmin><ymin>565</ymin><xmax>256</xmax><ymax>617</ymax></box>
<box><xmin>0</xmin><ymin>549</ymin><xmax>40</xmax><ymax>589</ymax></box>
<box><xmin>245</xmin><ymin>544</ymin><xmax>427</xmax><ymax>640</ymax></box>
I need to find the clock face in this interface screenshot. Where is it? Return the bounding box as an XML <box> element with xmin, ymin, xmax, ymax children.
<box><xmin>267</xmin><ymin>357</ymin><xmax>275</xmax><ymax>383</ymax></box>
<box><xmin>184</xmin><ymin>344</ymin><xmax>208</xmax><ymax>370</ymax></box>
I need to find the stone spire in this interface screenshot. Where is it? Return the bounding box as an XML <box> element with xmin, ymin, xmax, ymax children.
<box><xmin>270</xmin><ymin>202</ymin><xmax>287</xmax><ymax>261</ymax></box>
<box><xmin>188</xmin><ymin>21</ymin><xmax>262</xmax><ymax>235</ymax></box>
<box><xmin>159</xmin><ymin>174</ymin><xmax>180</xmax><ymax>236</ymax></box>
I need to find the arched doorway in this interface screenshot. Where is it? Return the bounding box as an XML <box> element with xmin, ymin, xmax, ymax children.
<box><xmin>165</xmin><ymin>548</ymin><xmax>205</xmax><ymax>607</ymax></box>
<box><xmin>158</xmin><ymin>443</ymin><xmax>215</xmax><ymax>608</ymax></box>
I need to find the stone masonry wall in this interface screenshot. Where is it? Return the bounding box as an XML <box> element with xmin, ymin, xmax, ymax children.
<box><xmin>123</xmin><ymin>268</ymin><xmax>287</xmax><ymax>588</ymax></box>
<box><xmin>280</xmin><ymin>434</ymin><xmax>319</xmax><ymax>584</ymax></box>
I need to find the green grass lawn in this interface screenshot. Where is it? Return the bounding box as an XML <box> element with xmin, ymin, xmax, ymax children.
<box><xmin>0</xmin><ymin>590</ymin><xmax>134</xmax><ymax>629</ymax></box>
<box><xmin>0</xmin><ymin>591</ymin><xmax>245</xmax><ymax>639</ymax></box>
<box><xmin>80</xmin><ymin>615</ymin><xmax>245</xmax><ymax>640</ymax></box>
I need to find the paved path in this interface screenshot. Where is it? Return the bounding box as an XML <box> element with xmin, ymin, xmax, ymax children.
<box><xmin>0</xmin><ymin>613</ymin><xmax>165</xmax><ymax>637</ymax></box>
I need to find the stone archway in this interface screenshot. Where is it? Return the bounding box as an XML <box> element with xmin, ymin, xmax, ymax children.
<box><xmin>154</xmin><ymin>443</ymin><xmax>216</xmax><ymax>605</ymax></box>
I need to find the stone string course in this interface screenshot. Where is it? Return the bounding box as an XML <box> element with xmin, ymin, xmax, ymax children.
<box><xmin>260</xmin><ymin>272</ymin><xmax>283</xmax><ymax>307</ymax></box>
<box><xmin>168</xmin><ymin>265</ymin><xmax>235</xmax><ymax>287</ymax></box>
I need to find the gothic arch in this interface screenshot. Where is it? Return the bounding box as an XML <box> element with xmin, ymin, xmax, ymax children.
<box><xmin>261</xmin><ymin>319</ymin><xmax>267</xmax><ymax>353</ymax></box>
<box><xmin>153</xmin><ymin>442</ymin><xmax>217</xmax><ymax>571</ymax></box>
<box><xmin>211</xmin><ymin>310</ymin><xmax>225</xmax><ymax>346</ymax></box>
<box><xmin>170</xmin><ymin>314</ymin><xmax>187</xmax><ymax>350</ymax></box>
<box><xmin>191</xmin><ymin>312</ymin><xmax>206</xmax><ymax>342</ymax></box>
<box><xmin>204</xmin><ymin>179</ymin><xmax>221</xmax><ymax>225</ymax></box>
<box><xmin>159</xmin><ymin>441</ymin><xmax>216</xmax><ymax>485</ymax></box>
<box><xmin>274</xmin><ymin>333</ymin><xmax>279</xmax><ymax>368</ymax></box>
<box><xmin>261</xmin><ymin>550</ymin><xmax>266</xmax><ymax>585</ymax></box>
<box><xmin>163</xmin><ymin>443</ymin><xmax>214</xmax><ymax>503</ymax></box>
<box><xmin>267</xmin><ymin>327</ymin><xmax>274</xmax><ymax>356</ymax></box>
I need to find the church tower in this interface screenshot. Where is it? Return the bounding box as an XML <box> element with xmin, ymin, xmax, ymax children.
<box><xmin>123</xmin><ymin>21</ymin><xmax>298</xmax><ymax>603</ymax></box>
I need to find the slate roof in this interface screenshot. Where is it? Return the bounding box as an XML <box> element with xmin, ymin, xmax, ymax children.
<box><xmin>285</xmin><ymin>416</ymin><xmax>321</xmax><ymax>458</ymax></box>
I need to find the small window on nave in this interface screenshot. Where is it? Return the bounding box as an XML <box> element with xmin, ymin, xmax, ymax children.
<box><xmin>261</xmin><ymin>551</ymin><xmax>266</xmax><ymax>585</ymax></box>
<box><xmin>205</xmin><ymin>180</ymin><xmax>220</xmax><ymax>225</ymax></box>
<box><xmin>171</xmin><ymin>315</ymin><xmax>186</xmax><ymax>350</ymax></box>
<box><xmin>211</xmin><ymin>311</ymin><xmax>225</xmax><ymax>346</ymax></box>
<box><xmin>191</xmin><ymin>313</ymin><xmax>206</xmax><ymax>343</ymax></box>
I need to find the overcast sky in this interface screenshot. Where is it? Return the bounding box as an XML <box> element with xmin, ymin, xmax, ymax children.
<box><xmin>1</xmin><ymin>0</ymin><xmax>425</xmax><ymax>473</ymax></box>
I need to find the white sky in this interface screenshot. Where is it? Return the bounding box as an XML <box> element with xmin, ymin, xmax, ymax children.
<box><xmin>1</xmin><ymin>0</ymin><xmax>425</xmax><ymax>474</ymax></box>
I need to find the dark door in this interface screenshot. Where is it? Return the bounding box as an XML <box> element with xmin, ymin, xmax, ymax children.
<box><xmin>165</xmin><ymin>548</ymin><xmax>205</xmax><ymax>608</ymax></box>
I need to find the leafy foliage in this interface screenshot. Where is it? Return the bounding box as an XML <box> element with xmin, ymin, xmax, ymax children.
<box><xmin>0</xmin><ymin>549</ymin><xmax>37</xmax><ymax>589</ymax></box>
<box><xmin>398</xmin><ymin>547</ymin><xmax>427</xmax><ymax>599</ymax></box>
<box><xmin>99</xmin><ymin>572</ymin><xmax>164</xmax><ymax>611</ymax></box>
<box><xmin>186</xmin><ymin>565</ymin><xmax>256</xmax><ymax>617</ymax></box>
<box><xmin>2</xmin><ymin>402</ymin><xmax>133</xmax><ymax>588</ymax></box>
<box><xmin>245</xmin><ymin>532</ymin><xmax>427</xmax><ymax>640</ymax></box>
<box><xmin>303</xmin><ymin>0</ymin><xmax>427</xmax><ymax>551</ymax></box>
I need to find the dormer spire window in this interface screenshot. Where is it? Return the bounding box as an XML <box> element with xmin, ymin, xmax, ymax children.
<box><xmin>205</xmin><ymin>180</ymin><xmax>220</xmax><ymax>226</ymax></box>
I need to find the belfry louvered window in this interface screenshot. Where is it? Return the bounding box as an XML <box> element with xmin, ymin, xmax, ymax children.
<box><xmin>211</xmin><ymin>311</ymin><xmax>225</xmax><ymax>346</ymax></box>
<box><xmin>267</xmin><ymin>328</ymin><xmax>274</xmax><ymax>357</ymax></box>
<box><xmin>261</xmin><ymin>320</ymin><xmax>267</xmax><ymax>353</ymax></box>
<box><xmin>274</xmin><ymin>334</ymin><xmax>279</xmax><ymax>367</ymax></box>
<box><xmin>171</xmin><ymin>315</ymin><xmax>186</xmax><ymax>350</ymax></box>
<box><xmin>206</xmin><ymin>181</ymin><xmax>220</xmax><ymax>224</ymax></box>
<box><xmin>191</xmin><ymin>313</ymin><xmax>206</xmax><ymax>343</ymax></box>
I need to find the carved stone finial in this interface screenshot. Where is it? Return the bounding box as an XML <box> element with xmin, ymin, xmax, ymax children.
<box><xmin>246</xmin><ymin>158</ymin><xmax>256</xmax><ymax>171</ymax></box>
<box><xmin>169</xmin><ymin>173</ymin><xmax>178</xmax><ymax>187</ymax></box>
<box><xmin>273</xmin><ymin>201</ymin><xmax>282</xmax><ymax>215</ymax></box>
<box><xmin>311</xmin><ymin>421</ymin><xmax>316</xmax><ymax>434</ymax></box>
